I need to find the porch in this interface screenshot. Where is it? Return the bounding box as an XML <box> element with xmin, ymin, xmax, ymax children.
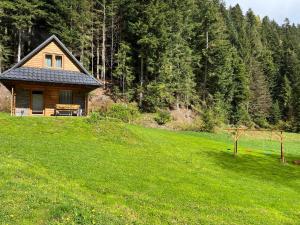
<box><xmin>10</xmin><ymin>82</ymin><xmax>90</xmax><ymax>116</ymax></box>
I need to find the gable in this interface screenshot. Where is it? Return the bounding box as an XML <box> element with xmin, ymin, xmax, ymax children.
<box><xmin>22</xmin><ymin>41</ymin><xmax>81</xmax><ymax>72</ymax></box>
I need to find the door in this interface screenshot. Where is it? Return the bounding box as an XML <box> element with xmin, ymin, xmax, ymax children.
<box><xmin>32</xmin><ymin>91</ymin><xmax>44</xmax><ymax>114</ymax></box>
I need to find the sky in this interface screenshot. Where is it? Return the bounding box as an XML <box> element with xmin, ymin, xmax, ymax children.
<box><xmin>224</xmin><ymin>0</ymin><xmax>300</xmax><ymax>24</ymax></box>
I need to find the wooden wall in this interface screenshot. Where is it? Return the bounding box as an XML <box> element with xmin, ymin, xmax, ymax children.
<box><xmin>14</xmin><ymin>83</ymin><xmax>89</xmax><ymax>116</ymax></box>
<box><xmin>22</xmin><ymin>41</ymin><xmax>81</xmax><ymax>72</ymax></box>
<box><xmin>15</xmin><ymin>89</ymin><xmax>30</xmax><ymax>116</ymax></box>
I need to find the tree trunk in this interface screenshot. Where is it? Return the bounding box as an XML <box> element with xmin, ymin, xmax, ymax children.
<box><xmin>17</xmin><ymin>29</ymin><xmax>22</xmax><ymax>62</ymax></box>
<box><xmin>176</xmin><ymin>94</ymin><xmax>180</xmax><ymax>110</ymax></box>
<box><xmin>91</xmin><ymin>13</ymin><xmax>94</xmax><ymax>76</ymax></box>
<box><xmin>28</xmin><ymin>27</ymin><xmax>32</xmax><ymax>48</ymax></box>
<box><xmin>110</xmin><ymin>0</ymin><xmax>114</xmax><ymax>82</ymax></box>
<box><xmin>203</xmin><ymin>31</ymin><xmax>209</xmax><ymax>101</ymax></box>
<box><xmin>139</xmin><ymin>57</ymin><xmax>144</xmax><ymax>106</ymax></box>
<box><xmin>122</xmin><ymin>74</ymin><xmax>125</xmax><ymax>97</ymax></box>
<box><xmin>80</xmin><ymin>38</ymin><xmax>84</xmax><ymax>64</ymax></box>
<box><xmin>96</xmin><ymin>35</ymin><xmax>100</xmax><ymax>79</ymax></box>
<box><xmin>101</xmin><ymin>0</ymin><xmax>106</xmax><ymax>87</ymax></box>
<box><xmin>0</xmin><ymin>54</ymin><xmax>2</xmax><ymax>74</ymax></box>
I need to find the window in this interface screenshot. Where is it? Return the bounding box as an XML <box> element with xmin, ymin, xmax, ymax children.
<box><xmin>59</xmin><ymin>90</ymin><xmax>72</xmax><ymax>104</ymax></box>
<box><xmin>55</xmin><ymin>55</ymin><xmax>62</xmax><ymax>68</ymax></box>
<box><xmin>45</xmin><ymin>54</ymin><xmax>63</xmax><ymax>68</ymax></box>
<box><xmin>45</xmin><ymin>55</ymin><xmax>52</xmax><ymax>67</ymax></box>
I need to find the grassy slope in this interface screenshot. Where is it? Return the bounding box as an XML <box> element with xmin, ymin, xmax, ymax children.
<box><xmin>0</xmin><ymin>113</ymin><xmax>299</xmax><ymax>224</ymax></box>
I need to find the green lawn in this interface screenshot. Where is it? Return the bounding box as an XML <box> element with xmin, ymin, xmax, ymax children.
<box><xmin>0</xmin><ymin>113</ymin><xmax>299</xmax><ymax>224</ymax></box>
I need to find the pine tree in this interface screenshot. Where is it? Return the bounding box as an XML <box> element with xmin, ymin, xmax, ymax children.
<box><xmin>159</xmin><ymin>34</ymin><xmax>195</xmax><ymax>109</ymax></box>
<box><xmin>228</xmin><ymin>4</ymin><xmax>250</xmax><ymax>60</ymax></box>
<box><xmin>10</xmin><ymin>0</ymin><xmax>45</xmax><ymax>62</ymax></box>
<box><xmin>114</xmin><ymin>42</ymin><xmax>134</xmax><ymax>100</ymax></box>
<box><xmin>48</xmin><ymin>0</ymin><xmax>93</xmax><ymax>68</ymax></box>
<box><xmin>249</xmin><ymin>60</ymin><xmax>272</xmax><ymax>124</ymax></box>
<box><xmin>279</xmin><ymin>75</ymin><xmax>292</xmax><ymax>120</ymax></box>
<box><xmin>0</xmin><ymin>0</ymin><xmax>14</xmax><ymax>72</ymax></box>
<box><xmin>194</xmin><ymin>0</ymin><xmax>235</xmax><ymax>116</ymax></box>
<box><xmin>231</xmin><ymin>51</ymin><xmax>250</xmax><ymax>124</ymax></box>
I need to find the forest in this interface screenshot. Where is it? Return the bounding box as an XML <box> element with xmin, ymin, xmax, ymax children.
<box><xmin>0</xmin><ymin>0</ymin><xmax>300</xmax><ymax>132</ymax></box>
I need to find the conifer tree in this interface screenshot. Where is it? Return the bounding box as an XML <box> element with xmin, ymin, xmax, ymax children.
<box><xmin>10</xmin><ymin>0</ymin><xmax>45</xmax><ymax>62</ymax></box>
<box><xmin>114</xmin><ymin>42</ymin><xmax>134</xmax><ymax>100</ymax></box>
<box><xmin>249</xmin><ymin>60</ymin><xmax>272</xmax><ymax>123</ymax></box>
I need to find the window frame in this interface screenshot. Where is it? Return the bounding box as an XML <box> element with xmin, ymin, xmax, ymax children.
<box><xmin>44</xmin><ymin>53</ymin><xmax>64</xmax><ymax>69</ymax></box>
<box><xmin>55</xmin><ymin>55</ymin><xmax>63</xmax><ymax>69</ymax></box>
<box><xmin>45</xmin><ymin>54</ymin><xmax>53</xmax><ymax>68</ymax></box>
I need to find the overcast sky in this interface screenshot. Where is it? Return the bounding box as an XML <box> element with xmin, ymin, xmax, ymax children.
<box><xmin>224</xmin><ymin>0</ymin><xmax>300</xmax><ymax>24</ymax></box>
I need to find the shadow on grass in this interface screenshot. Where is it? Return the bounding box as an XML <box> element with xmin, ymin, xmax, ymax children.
<box><xmin>205</xmin><ymin>150</ymin><xmax>300</xmax><ymax>192</ymax></box>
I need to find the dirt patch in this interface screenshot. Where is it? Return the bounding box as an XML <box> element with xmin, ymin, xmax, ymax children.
<box><xmin>88</xmin><ymin>88</ymin><xmax>115</xmax><ymax>113</ymax></box>
<box><xmin>0</xmin><ymin>84</ymin><xmax>11</xmax><ymax>112</ymax></box>
<box><xmin>170</xmin><ymin>108</ymin><xmax>196</xmax><ymax>124</ymax></box>
<box><xmin>168</xmin><ymin>108</ymin><xmax>202</xmax><ymax>130</ymax></box>
<box><xmin>293</xmin><ymin>160</ymin><xmax>300</xmax><ymax>165</ymax></box>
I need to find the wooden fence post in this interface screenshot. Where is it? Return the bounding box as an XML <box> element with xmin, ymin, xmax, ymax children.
<box><xmin>234</xmin><ymin>130</ymin><xmax>238</xmax><ymax>156</ymax></box>
<box><xmin>280</xmin><ymin>131</ymin><xmax>285</xmax><ymax>163</ymax></box>
<box><xmin>10</xmin><ymin>87</ymin><xmax>14</xmax><ymax>116</ymax></box>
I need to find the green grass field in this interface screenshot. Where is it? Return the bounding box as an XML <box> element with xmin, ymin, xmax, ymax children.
<box><xmin>0</xmin><ymin>113</ymin><xmax>300</xmax><ymax>224</ymax></box>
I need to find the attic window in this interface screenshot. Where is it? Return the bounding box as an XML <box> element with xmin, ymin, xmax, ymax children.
<box><xmin>55</xmin><ymin>55</ymin><xmax>62</xmax><ymax>68</ymax></box>
<box><xmin>45</xmin><ymin>54</ymin><xmax>52</xmax><ymax>67</ymax></box>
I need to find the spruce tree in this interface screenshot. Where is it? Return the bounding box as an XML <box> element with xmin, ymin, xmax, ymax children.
<box><xmin>10</xmin><ymin>0</ymin><xmax>45</xmax><ymax>62</ymax></box>
<box><xmin>114</xmin><ymin>42</ymin><xmax>134</xmax><ymax>101</ymax></box>
<box><xmin>249</xmin><ymin>60</ymin><xmax>272</xmax><ymax>124</ymax></box>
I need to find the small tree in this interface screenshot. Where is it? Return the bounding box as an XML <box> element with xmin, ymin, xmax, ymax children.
<box><xmin>270</xmin><ymin>100</ymin><xmax>281</xmax><ymax>125</ymax></box>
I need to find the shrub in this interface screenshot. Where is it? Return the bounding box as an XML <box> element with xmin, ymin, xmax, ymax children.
<box><xmin>254</xmin><ymin>117</ymin><xmax>271</xmax><ymax>129</ymax></box>
<box><xmin>86</xmin><ymin>111</ymin><xmax>103</xmax><ymax>124</ymax></box>
<box><xmin>105</xmin><ymin>103</ymin><xmax>140</xmax><ymax>123</ymax></box>
<box><xmin>87</xmin><ymin>103</ymin><xmax>140</xmax><ymax>124</ymax></box>
<box><xmin>276</xmin><ymin>120</ymin><xmax>294</xmax><ymax>132</ymax></box>
<box><xmin>154</xmin><ymin>110</ymin><xmax>171</xmax><ymax>125</ymax></box>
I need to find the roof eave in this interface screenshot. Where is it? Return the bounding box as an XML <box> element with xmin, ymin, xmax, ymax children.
<box><xmin>0</xmin><ymin>77</ymin><xmax>101</xmax><ymax>88</ymax></box>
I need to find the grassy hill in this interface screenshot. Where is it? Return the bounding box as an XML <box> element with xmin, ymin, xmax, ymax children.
<box><xmin>0</xmin><ymin>113</ymin><xmax>299</xmax><ymax>224</ymax></box>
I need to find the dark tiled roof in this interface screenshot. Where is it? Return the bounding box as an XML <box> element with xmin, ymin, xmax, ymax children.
<box><xmin>0</xmin><ymin>67</ymin><xmax>101</xmax><ymax>87</ymax></box>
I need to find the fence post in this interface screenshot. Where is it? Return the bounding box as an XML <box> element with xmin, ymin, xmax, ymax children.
<box><xmin>280</xmin><ymin>131</ymin><xmax>285</xmax><ymax>163</ymax></box>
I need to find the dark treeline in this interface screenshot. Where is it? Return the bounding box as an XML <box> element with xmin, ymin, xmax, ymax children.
<box><xmin>1</xmin><ymin>0</ymin><xmax>300</xmax><ymax>131</ymax></box>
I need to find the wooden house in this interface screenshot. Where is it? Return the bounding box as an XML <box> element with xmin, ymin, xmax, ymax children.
<box><xmin>0</xmin><ymin>35</ymin><xmax>101</xmax><ymax>116</ymax></box>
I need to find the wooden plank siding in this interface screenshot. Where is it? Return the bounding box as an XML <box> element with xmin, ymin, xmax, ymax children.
<box><xmin>22</xmin><ymin>41</ymin><xmax>81</xmax><ymax>72</ymax></box>
<box><xmin>14</xmin><ymin>83</ymin><xmax>89</xmax><ymax>116</ymax></box>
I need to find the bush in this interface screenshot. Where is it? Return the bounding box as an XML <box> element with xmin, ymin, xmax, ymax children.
<box><xmin>107</xmin><ymin>103</ymin><xmax>140</xmax><ymax>123</ymax></box>
<box><xmin>254</xmin><ymin>117</ymin><xmax>271</xmax><ymax>129</ymax></box>
<box><xmin>276</xmin><ymin>120</ymin><xmax>294</xmax><ymax>132</ymax></box>
<box><xmin>154</xmin><ymin>110</ymin><xmax>171</xmax><ymax>125</ymax></box>
<box><xmin>87</xmin><ymin>103</ymin><xmax>140</xmax><ymax>124</ymax></box>
<box><xmin>86</xmin><ymin>111</ymin><xmax>103</xmax><ymax>124</ymax></box>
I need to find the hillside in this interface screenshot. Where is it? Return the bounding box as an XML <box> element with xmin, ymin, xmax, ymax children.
<box><xmin>2</xmin><ymin>0</ymin><xmax>300</xmax><ymax>130</ymax></box>
<box><xmin>0</xmin><ymin>113</ymin><xmax>299</xmax><ymax>224</ymax></box>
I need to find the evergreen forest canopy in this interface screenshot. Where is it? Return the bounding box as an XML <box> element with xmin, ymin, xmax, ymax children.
<box><xmin>1</xmin><ymin>0</ymin><xmax>300</xmax><ymax>131</ymax></box>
